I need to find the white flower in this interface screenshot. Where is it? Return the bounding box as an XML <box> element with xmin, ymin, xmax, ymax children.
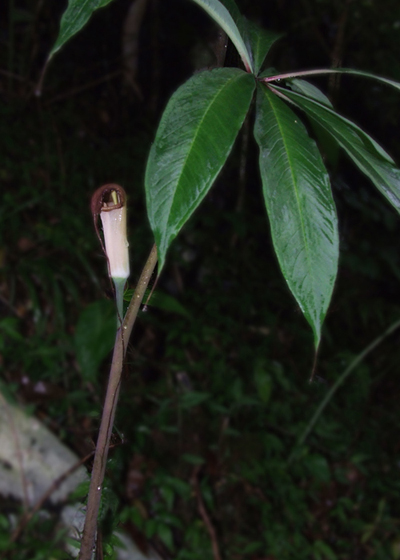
<box><xmin>91</xmin><ymin>184</ymin><xmax>130</xmax><ymax>322</ymax></box>
<box><xmin>100</xmin><ymin>201</ymin><xmax>130</xmax><ymax>281</ymax></box>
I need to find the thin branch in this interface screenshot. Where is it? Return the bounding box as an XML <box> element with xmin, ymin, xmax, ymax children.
<box><xmin>0</xmin><ymin>293</ymin><xmax>19</xmax><ymax>316</ymax></box>
<box><xmin>42</xmin><ymin>70</ymin><xmax>122</xmax><ymax>106</ymax></box>
<box><xmin>288</xmin><ymin>317</ymin><xmax>400</xmax><ymax>464</ymax></box>
<box><xmin>9</xmin><ymin>450</ymin><xmax>95</xmax><ymax>545</ymax></box>
<box><xmin>191</xmin><ymin>466</ymin><xmax>222</xmax><ymax>560</ymax></box>
<box><xmin>328</xmin><ymin>0</ymin><xmax>352</xmax><ymax>99</ymax></box>
<box><xmin>78</xmin><ymin>244</ymin><xmax>158</xmax><ymax>560</ymax></box>
<box><xmin>0</xmin><ymin>68</ymin><xmax>27</xmax><ymax>81</ymax></box>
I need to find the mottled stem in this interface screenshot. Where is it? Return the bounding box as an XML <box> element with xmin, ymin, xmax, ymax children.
<box><xmin>78</xmin><ymin>244</ymin><xmax>158</xmax><ymax>560</ymax></box>
<box><xmin>113</xmin><ymin>277</ymin><xmax>126</xmax><ymax>324</ymax></box>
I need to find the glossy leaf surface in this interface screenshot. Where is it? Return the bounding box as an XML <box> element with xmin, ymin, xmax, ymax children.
<box><xmin>287</xmin><ymin>80</ymin><xmax>339</xmax><ymax>166</ymax></box>
<box><xmin>145</xmin><ymin>68</ymin><xmax>255</xmax><ymax>272</ymax></box>
<box><xmin>254</xmin><ymin>85</ymin><xmax>339</xmax><ymax>346</ymax></box>
<box><xmin>243</xmin><ymin>21</ymin><xmax>283</xmax><ymax>75</ymax></box>
<box><xmin>288</xmin><ymin>79</ymin><xmax>333</xmax><ymax>108</ymax></box>
<box><xmin>49</xmin><ymin>0</ymin><xmax>115</xmax><ymax>59</ymax></box>
<box><xmin>191</xmin><ymin>0</ymin><xmax>253</xmax><ymax>72</ymax></box>
<box><xmin>272</xmin><ymin>85</ymin><xmax>400</xmax><ymax>213</ymax></box>
<box><xmin>74</xmin><ymin>300</ymin><xmax>116</xmax><ymax>382</ymax></box>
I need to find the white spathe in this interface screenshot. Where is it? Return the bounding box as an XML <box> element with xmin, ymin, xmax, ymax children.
<box><xmin>100</xmin><ymin>205</ymin><xmax>130</xmax><ymax>280</ymax></box>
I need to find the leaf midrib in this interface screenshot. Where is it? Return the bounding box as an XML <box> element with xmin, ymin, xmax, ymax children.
<box><xmin>287</xmin><ymin>92</ymin><xmax>400</xmax><ymax>202</ymax></box>
<box><xmin>274</xmin><ymin>86</ymin><xmax>395</xmax><ymax>165</ymax></box>
<box><xmin>165</xmin><ymin>72</ymin><xmax>246</xmax><ymax>235</ymax></box>
<box><xmin>265</xmin><ymin>90</ymin><xmax>316</xmax><ymax>307</ymax></box>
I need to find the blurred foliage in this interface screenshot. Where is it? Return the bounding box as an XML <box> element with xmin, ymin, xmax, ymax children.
<box><xmin>1</xmin><ymin>0</ymin><xmax>400</xmax><ymax>558</ymax></box>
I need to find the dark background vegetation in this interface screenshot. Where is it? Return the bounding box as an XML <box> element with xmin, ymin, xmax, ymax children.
<box><xmin>1</xmin><ymin>0</ymin><xmax>400</xmax><ymax>558</ymax></box>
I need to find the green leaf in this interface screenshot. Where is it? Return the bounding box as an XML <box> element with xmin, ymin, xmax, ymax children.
<box><xmin>253</xmin><ymin>359</ymin><xmax>273</xmax><ymax>404</ymax></box>
<box><xmin>145</xmin><ymin>68</ymin><xmax>255</xmax><ymax>272</ymax></box>
<box><xmin>68</xmin><ymin>480</ymin><xmax>90</xmax><ymax>501</ymax></box>
<box><xmin>49</xmin><ymin>0</ymin><xmax>115</xmax><ymax>59</ymax></box>
<box><xmin>160</xmin><ymin>486</ymin><xmax>175</xmax><ymax>511</ymax></box>
<box><xmin>98</xmin><ymin>486</ymin><xmax>119</xmax><ymax>523</ymax></box>
<box><xmin>313</xmin><ymin>540</ymin><xmax>338</xmax><ymax>560</ymax></box>
<box><xmin>74</xmin><ymin>299</ymin><xmax>116</xmax><ymax>382</ymax></box>
<box><xmin>181</xmin><ymin>453</ymin><xmax>205</xmax><ymax>465</ymax></box>
<box><xmin>243</xmin><ymin>20</ymin><xmax>283</xmax><ymax>75</ymax></box>
<box><xmin>310</xmin><ymin>118</ymin><xmax>341</xmax><ymax>169</ymax></box>
<box><xmin>156</xmin><ymin>523</ymin><xmax>174</xmax><ymax>551</ymax></box>
<box><xmin>272</xmin><ymin>85</ymin><xmax>400</xmax><ymax>213</ymax></box>
<box><xmin>0</xmin><ymin>318</ymin><xmax>23</xmax><ymax>343</ymax></box>
<box><xmin>179</xmin><ymin>391</ymin><xmax>210</xmax><ymax>409</ymax></box>
<box><xmin>287</xmin><ymin>80</ymin><xmax>339</xmax><ymax>166</ymax></box>
<box><xmin>305</xmin><ymin>454</ymin><xmax>331</xmax><ymax>482</ymax></box>
<box><xmin>145</xmin><ymin>290</ymin><xmax>190</xmax><ymax>317</ymax></box>
<box><xmin>191</xmin><ymin>0</ymin><xmax>253</xmax><ymax>72</ymax></box>
<box><xmin>254</xmin><ymin>84</ymin><xmax>339</xmax><ymax>347</ymax></box>
<box><xmin>288</xmin><ymin>79</ymin><xmax>333</xmax><ymax>108</ymax></box>
<box><xmin>258</xmin><ymin>67</ymin><xmax>280</xmax><ymax>80</ymax></box>
<box><xmin>124</xmin><ymin>288</ymin><xmax>191</xmax><ymax>318</ymax></box>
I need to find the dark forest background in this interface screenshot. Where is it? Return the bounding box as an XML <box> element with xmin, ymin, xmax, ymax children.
<box><xmin>1</xmin><ymin>0</ymin><xmax>400</xmax><ymax>558</ymax></box>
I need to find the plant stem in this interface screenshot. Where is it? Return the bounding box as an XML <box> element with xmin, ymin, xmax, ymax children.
<box><xmin>287</xmin><ymin>317</ymin><xmax>400</xmax><ymax>465</ymax></box>
<box><xmin>261</xmin><ymin>68</ymin><xmax>343</xmax><ymax>83</ymax></box>
<box><xmin>78</xmin><ymin>244</ymin><xmax>157</xmax><ymax>560</ymax></box>
<box><xmin>113</xmin><ymin>277</ymin><xmax>126</xmax><ymax>325</ymax></box>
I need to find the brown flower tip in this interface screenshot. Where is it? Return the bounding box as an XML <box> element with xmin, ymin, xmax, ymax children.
<box><xmin>91</xmin><ymin>184</ymin><xmax>126</xmax><ymax>218</ymax></box>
